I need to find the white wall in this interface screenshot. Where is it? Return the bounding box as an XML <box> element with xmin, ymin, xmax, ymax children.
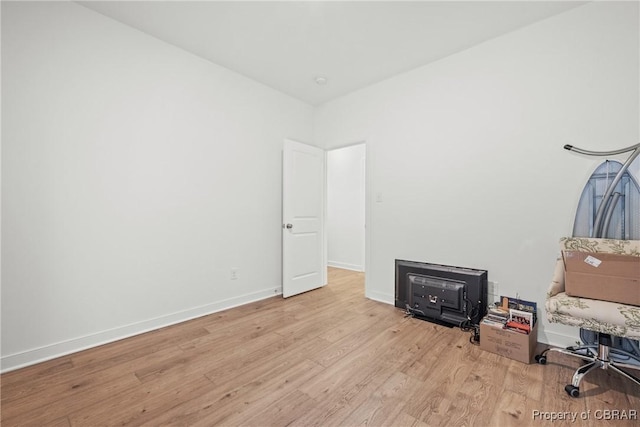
<box><xmin>327</xmin><ymin>144</ymin><xmax>366</xmax><ymax>271</ymax></box>
<box><xmin>1</xmin><ymin>1</ymin><xmax>313</xmax><ymax>371</ymax></box>
<box><xmin>314</xmin><ymin>1</ymin><xmax>639</xmax><ymax>347</ymax></box>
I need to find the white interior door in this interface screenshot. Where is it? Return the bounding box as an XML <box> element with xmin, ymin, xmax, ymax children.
<box><xmin>282</xmin><ymin>139</ymin><xmax>326</xmax><ymax>298</ymax></box>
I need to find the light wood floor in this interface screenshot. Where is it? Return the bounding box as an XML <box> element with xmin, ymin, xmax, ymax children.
<box><xmin>2</xmin><ymin>268</ymin><xmax>639</xmax><ymax>426</ymax></box>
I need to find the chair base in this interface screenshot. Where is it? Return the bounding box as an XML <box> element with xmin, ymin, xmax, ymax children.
<box><xmin>536</xmin><ymin>333</ymin><xmax>640</xmax><ymax>398</ymax></box>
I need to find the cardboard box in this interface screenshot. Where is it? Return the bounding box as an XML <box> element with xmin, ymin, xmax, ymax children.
<box><xmin>563</xmin><ymin>251</ymin><xmax>640</xmax><ymax>306</ymax></box>
<box><xmin>480</xmin><ymin>320</ymin><xmax>538</xmax><ymax>364</ymax></box>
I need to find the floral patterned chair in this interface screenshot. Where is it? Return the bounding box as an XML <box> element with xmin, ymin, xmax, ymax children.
<box><xmin>536</xmin><ymin>237</ymin><xmax>640</xmax><ymax>397</ymax></box>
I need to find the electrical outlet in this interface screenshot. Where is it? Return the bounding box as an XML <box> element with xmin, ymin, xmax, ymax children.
<box><xmin>488</xmin><ymin>280</ymin><xmax>499</xmax><ymax>297</ymax></box>
<box><xmin>230</xmin><ymin>268</ymin><xmax>239</xmax><ymax>280</ymax></box>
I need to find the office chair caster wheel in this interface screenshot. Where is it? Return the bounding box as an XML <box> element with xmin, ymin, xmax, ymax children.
<box><xmin>535</xmin><ymin>355</ymin><xmax>546</xmax><ymax>365</ymax></box>
<box><xmin>565</xmin><ymin>385</ymin><xmax>579</xmax><ymax>398</ymax></box>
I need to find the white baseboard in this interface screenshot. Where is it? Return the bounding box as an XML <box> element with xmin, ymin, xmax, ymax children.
<box><xmin>328</xmin><ymin>261</ymin><xmax>364</xmax><ymax>272</ymax></box>
<box><xmin>1</xmin><ymin>287</ymin><xmax>281</xmax><ymax>373</ymax></box>
<box><xmin>366</xmin><ymin>289</ymin><xmax>394</xmax><ymax>305</ymax></box>
<box><xmin>538</xmin><ymin>329</ymin><xmax>581</xmax><ymax>348</ymax></box>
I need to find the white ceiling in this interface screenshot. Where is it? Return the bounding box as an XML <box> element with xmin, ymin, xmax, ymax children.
<box><xmin>77</xmin><ymin>1</ymin><xmax>585</xmax><ymax>105</ymax></box>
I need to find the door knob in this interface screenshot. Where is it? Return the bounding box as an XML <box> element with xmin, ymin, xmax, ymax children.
<box><xmin>285</xmin><ymin>223</ymin><xmax>293</xmax><ymax>229</ymax></box>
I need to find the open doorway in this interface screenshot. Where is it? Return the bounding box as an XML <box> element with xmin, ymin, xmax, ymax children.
<box><xmin>326</xmin><ymin>143</ymin><xmax>366</xmax><ymax>273</ymax></box>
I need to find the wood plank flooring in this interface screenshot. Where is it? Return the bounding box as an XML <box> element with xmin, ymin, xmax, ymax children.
<box><xmin>2</xmin><ymin>267</ymin><xmax>639</xmax><ymax>426</ymax></box>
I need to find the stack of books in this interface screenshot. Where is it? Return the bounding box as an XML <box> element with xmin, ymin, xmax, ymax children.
<box><xmin>482</xmin><ymin>307</ymin><xmax>509</xmax><ymax>327</ymax></box>
<box><xmin>481</xmin><ymin>296</ymin><xmax>537</xmax><ymax>335</ymax></box>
